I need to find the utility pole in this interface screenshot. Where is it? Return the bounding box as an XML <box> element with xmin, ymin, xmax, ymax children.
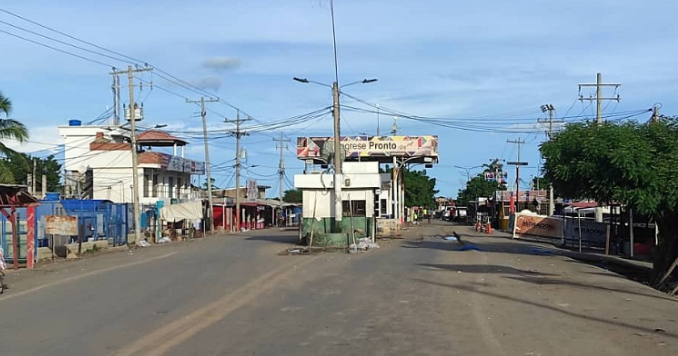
<box><xmin>111</xmin><ymin>69</ymin><xmax>121</xmax><ymax>125</ymax></box>
<box><xmin>273</xmin><ymin>132</ymin><xmax>290</xmax><ymax>204</ymax></box>
<box><xmin>186</xmin><ymin>96</ymin><xmax>218</xmax><ymax>235</ymax></box>
<box><xmin>32</xmin><ymin>158</ymin><xmax>37</xmax><ymax>196</ymax></box>
<box><xmin>507</xmin><ymin>138</ymin><xmax>527</xmax><ymax>212</ymax></box>
<box><xmin>225</xmin><ymin>111</ymin><xmax>250</xmax><ymax>232</ymax></box>
<box><xmin>391</xmin><ymin>116</ymin><xmax>398</xmax><ymax>136</ymax></box>
<box><xmin>651</xmin><ymin>105</ymin><xmax>660</xmax><ymax>123</ymax></box>
<box><xmin>376</xmin><ymin>104</ymin><xmax>380</xmax><ymax>136</ymax></box>
<box><xmin>578</xmin><ymin>73</ymin><xmax>621</xmax><ymax>125</ymax></box>
<box><xmin>332</xmin><ymin>81</ymin><xmax>343</xmax><ymax>223</ymax></box>
<box><xmin>538</xmin><ymin>104</ymin><xmax>562</xmax><ymax>216</ymax></box>
<box><xmin>111</xmin><ymin>65</ymin><xmax>153</xmax><ymax>246</ymax></box>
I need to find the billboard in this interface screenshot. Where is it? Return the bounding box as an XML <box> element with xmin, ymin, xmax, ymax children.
<box><xmin>156</xmin><ymin>153</ymin><xmax>206</xmax><ymax>175</ymax></box>
<box><xmin>296</xmin><ymin>135</ymin><xmax>438</xmax><ymax>162</ymax></box>
<box><xmin>496</xmin><ymin>190</ymin><xmax>547</xmax><ymax>202</ymax></box>
<box><xmin>45</xmin><ymin>215</ymin><xmax>78</xmax><ymax>236</ymax></box>
<box><xmin>512</xmin><ymin>212</ymin><xmax>564</xmax><ymax>240</ymax></box>
<box><xmin>246</xmin><ymin>179</ymin><xmax>257</xmax><ymax>202</ymax></box>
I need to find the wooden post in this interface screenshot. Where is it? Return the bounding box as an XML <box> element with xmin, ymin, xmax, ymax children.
<box><xmin>77</xmin><ymin>222</ymin><xmax>84</xmax><ymax>255</ymax></box>
<box><xmin>11</xmin><ymin>208</ymin><xmax>19</xmax><ymax>270</ymax></box>
<box><xmin>605</xmin><ymin>224</ymin><xmax>611</xmax><ymax>255</ymax></box>
<box><xmin>26</xmin><ymin>206</ymin><xmax>35</xmax><ymax>269</ymax></box>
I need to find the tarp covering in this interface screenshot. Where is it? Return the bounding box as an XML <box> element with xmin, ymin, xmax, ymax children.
<box><xmin>160</xmin><ymin>200</ymin><xmax>203</xmax><ymax>221</ymax></box>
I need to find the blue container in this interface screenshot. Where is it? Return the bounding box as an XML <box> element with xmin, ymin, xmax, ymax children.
<box><xmin>44</xmin><ymin>192</ymin><xmax>60</xmax><ymax>201</ymax></box>
<box><xmin>68</xmin><ymin>119</ymin><xmax>82</xmax><ymax>126</ymax></box>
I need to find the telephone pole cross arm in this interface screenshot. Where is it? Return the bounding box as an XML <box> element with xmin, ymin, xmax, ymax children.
<box><xmin>578</xmin><ymin>72</ymin><xmax>621</xmax><ymax>125</ymax></box>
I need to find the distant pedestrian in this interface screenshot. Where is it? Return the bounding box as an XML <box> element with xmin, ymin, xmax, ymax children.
<box><xmin>0</xmin><ymin>246</ymin><xmax>7</xmax><ymax>294</ymax></box>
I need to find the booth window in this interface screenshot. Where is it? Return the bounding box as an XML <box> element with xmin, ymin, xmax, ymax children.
<box><xmin>343</xmin><ymin>200</ymin><xmax>366</xmax><ymax>217</ymax></box>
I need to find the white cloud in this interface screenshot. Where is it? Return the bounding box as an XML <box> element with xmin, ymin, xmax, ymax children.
<box><xmin>4</xmin><ymin>125</ymin><xmax>62</xmax><ymax>155</ymax></box>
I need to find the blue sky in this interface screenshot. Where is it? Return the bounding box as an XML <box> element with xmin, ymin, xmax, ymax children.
<box><xmin>1</xmin><ymin>0</ymin><xmax>677</xmax><ymax>198</ymax></box>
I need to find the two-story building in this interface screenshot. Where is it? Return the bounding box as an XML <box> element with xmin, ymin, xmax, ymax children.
<box><xmin>58</xmin><ymin>120</ymin><xmax>205</xmax><ymax>207</ymax></box>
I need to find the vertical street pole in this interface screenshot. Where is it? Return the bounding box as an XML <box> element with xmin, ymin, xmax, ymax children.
<box><xmin>376</xmin><ymin>103</ymin><xmax>380</xmax><ymax>136</ymax></box>
<box><xmin>578</xmin><ymin>73</ymin><xmax>621</xmax><ymax>126</ymax></box>
<box><xmin>225</xmin><ymin>111</ymin><xmax>250</xmax><ymax>232</ymax></box>
<box><xmin>112</xmin><ymin>65</ymin><xmax>152</xmax><ymax>246</ymax></box>
<box><xmin>128</xmin><ymin>66</ymin><xmax>143</xmax><ymax>246</ymax></box>
<box><xmin>274</xmin><ymin>132</ymin><xmax>290</xmax><ymax>227</ymax></box>
<box><xmin>596</xmin><ymin>72</ymin><xmax>602</xmax><ymax>125</ymax></box>
<box><xmin>187</xmin><ymin>96</ymin><xmax>218</xmax><ymax>235</ymax></box>
<box><xmin>333</xmin><ymin>81</ymin><xmax>343</xmax><ymax>224</ymax></box>
<box><xmin>235</xmin><ymin>112</ymin><xmax>242</xmax><ymax>232</ymax></box>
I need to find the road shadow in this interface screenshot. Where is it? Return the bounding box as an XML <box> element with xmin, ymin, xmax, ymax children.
<box><xmin>402</xmin><ymin>238</ymin><xmax>558</xmax><ymax>257</ymax></box>
<box><xmin>413</xmin><ymin>278</ymin><xmax>678</xmax><ymax>340</ymax></box>
<box><xmin>503</xmin><ymin>275</ymin><xmax>673</xmax><ymax>302</ymax></box>
<box><xmin>244</xmin><ymin>234</ymin><xmax>301</xmax><ymax>245</ymax></box>
<box><xmin>417</xmin><ymin>263</ymin><xmax>557</xmax><ymax>276</ymax></box>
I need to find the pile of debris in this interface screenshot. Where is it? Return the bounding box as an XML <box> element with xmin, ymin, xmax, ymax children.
<box><xmin>349</xmin><ymin>237</ymin><xmax>380</xmax><ymax>253</ymax></box>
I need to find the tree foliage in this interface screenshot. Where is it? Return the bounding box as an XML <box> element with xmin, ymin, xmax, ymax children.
<box><xmin>5</xmin><ymin>154</ymin><xmax>62</xmax><ymax>191</ymax></box>
<box><xmin>282</xmin><ymin>188</ymin><xmax>302</xmax><ymax>203</ymax></box>
<box><xmin>0</xmin><ymin>91</ymin><xmax>29</xmax><ymax>183</ymax></box>
<box><xmin>540</xmin><ymin>119</ymin><xmax>678</xmax><ymax>286</ymax></box>
<box><xmin>456</xmin><ymin>159</ymin><xmax>507</xmax><ymax>207</ymax></box>
<box><xmin>384</xmin><ymin>167</ymin><xmax>438</xmax><ymax>207</ymax></box>
<box><xmin>201</xmin><ymin>177</ymin><xmax>220</xmax><ymax>190</ymax></box>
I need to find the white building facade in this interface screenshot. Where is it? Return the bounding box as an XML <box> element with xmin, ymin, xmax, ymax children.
<box><xmin>58</xmin><ymin>121</ymin><xmax>205</xmax><ymax>206</ymax></box>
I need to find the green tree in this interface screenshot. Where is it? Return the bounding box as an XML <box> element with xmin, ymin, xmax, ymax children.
<box><xmin>456</xmin><ymin>159</ymin><xmax>508</xmax><ymax>207</ymax></box>
<box><xmin>531</xmin><ymin>176</ymin><xmax>548</xmax><ymax>191</ymax></box>
<box><xmin>457</xmin><ymin>175</ymin><xmax>506</xmax><ymax>207</ymax></box>
<box><xmin>282</xmin><ymin>188</ymin><xmax>302</xmax><ymax>203</ymax></box>
<box><xmin>0</xmin><ymin>91</ymin><xmax>29</xmax><ymax>183</ymax></box>
<box><xmin>540</xmin><ymin>119</ymin><xmax>678</xmax><ymax>288</ymax></box>
<box><xmin>202</xmin><ymin>177</ymin><xmax>220</xmax><ymax>190</ymax></box>
<box><xmin>6</xmin><ymin>154</ymin><xmax>62</xmax><ymax>191</ymax></box>
<box><xmin>384</xmin><ymin>167</ymin><xmax>438</xmax><ymax>207</ymax></box>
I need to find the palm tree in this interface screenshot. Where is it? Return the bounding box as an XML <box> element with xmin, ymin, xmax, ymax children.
<box><xmin>0</xmin><ymin>91</ymin><xmax>29</xmax><ymax>183</ymax></box>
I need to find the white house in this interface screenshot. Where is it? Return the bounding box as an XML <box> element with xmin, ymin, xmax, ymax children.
<box><xmin>58</xmin><ymin>120</ymin><xmax>205</xmax><ymax>206</ymax></box>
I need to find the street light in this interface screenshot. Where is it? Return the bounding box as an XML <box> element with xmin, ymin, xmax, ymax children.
<box><xmin>293</xmin><ymin>75</ymin><xmax>377</xmax><ymax>225</ymax></box>
<box><xmin>454</xmin><ymin>165</ymin><xmax>483</xmax><ymax>182</ymax></box>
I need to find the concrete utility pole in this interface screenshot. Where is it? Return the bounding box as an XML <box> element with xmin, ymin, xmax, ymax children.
<box><xmin>507</xmin><ymin>138</ymin><xmax>527</xmax><ymax>211</ymax></box>
<box><xmin>111</xmin><ymin>69</ymin><xmax>121</xmax><ymax>125</ymax></box>
<box><xmin>273</xmin><ymin>132</ymin><xmax>290</xmax><ymax>204</ymax></box>
<box><xmin>225</xmin><ymin>111</ymin><xmax>251</xmax><ymax>232</ymax></box>
<box><xmin>578</xmin><ymin>73</ymin><xmax>621</xmax><ymax>125</ymax></box>
<box><xmin>538</xmin><ymin>104</ymin><xmax>562</xmax><ymax>216</ymax></box>
<box><xmin>376</xmin><ymin>104</ymin><xmax>380</xmax><ymax>136</ymax></box>
<box><xmin>31</xmin><ymin>158</ymin><xmax>36</xmax><ymax>196</ymax></box>
<box><xmin>186</xmin><ymin>96</ymin><xmax>218</xmax><ymax>235</ymax></box>
<box><xmin>651</xmin><ymin>105</ymin><xmax>660</xmax><ymax>123</ymax></box>
<box><xmin>112</xmin><ymin>65</ymin><xmax>153</xmax><ymax>246</ymax></box>
<box><xmin>332</xmin><ymin>81</ymin><xmax>344</xmax><ymax>222</ymax></box>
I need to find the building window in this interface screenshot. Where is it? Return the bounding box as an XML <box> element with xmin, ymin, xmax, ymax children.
<box><xmin>342</xmin><ymin>200</ymin><xmax>366</xmax><ymax>217</ymax></box>
<box><xmin>152</xmin><ymin>174</ymin><xmax>158</xmax><ymax>197</ymax></box>
<box><xmin>168</xmin><ymin>177</ymin><xmax>174</xmax><ymax>199</ymax></box>
<box><xmin>380</xmin><ymin>199</ymin><xmax>387</xmax><ymax>215</ymax></box>
<box><xmin>177</xmin><ymin>177</ymin><xmax>182</xmax><ymax>198</ymax></box>
<box><xmin>143</xmin><ymin>174</ymin><xmax>150</xmax><ymax>198</ymax></box>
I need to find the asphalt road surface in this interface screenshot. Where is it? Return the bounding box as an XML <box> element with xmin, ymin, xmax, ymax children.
<box><xmin>1</xmin><ymin>221</ymin><xmax>677</xmax><ymax>356</ymax></box>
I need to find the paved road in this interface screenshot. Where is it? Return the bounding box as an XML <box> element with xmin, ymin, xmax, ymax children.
<box><xmin>1</xmin><ymin>222</ymin><xmax>677</xmax><ymax>356</ymax></box>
